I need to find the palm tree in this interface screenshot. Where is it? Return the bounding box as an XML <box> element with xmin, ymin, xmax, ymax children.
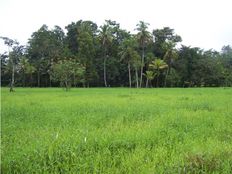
<box><xmin>119</xmin><ymin>47</ymin><xmax>132</xmax><ymax>87</ymax></box>
<box><xmin>99</xmin><ymin>24</ymin><xmax>112</xmax><ymax>87</ymax></box>
<box><xmin>119</xmin><ymin>37</ymin><xmax>137</xmax><ymax>88</ymax></box>
<box><xmin>163</xmin><ymin>48</ymin><xmax>178</xmax><ymax>86</ymax></box>
<box><xmin>130</xmin><ymin>49</ymin><xmax>141</xmax><ymax>88</ymax></box>
<box><xmin>144</xmin><ymin>71</ymin><xmax>155</xmax><ymax>88</ymax></box>
<box><xmin>136</xmin><ymin>21</ymin><xmax>152</xmax><ymax>87</ymax></box>
<box><xmin>149</xmin><ymin>58</ymin><xmax>168</xmax><ymax>87</ymax></box>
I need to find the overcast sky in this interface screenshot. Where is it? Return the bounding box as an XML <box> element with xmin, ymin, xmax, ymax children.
<box><xmin>0</xmin><ymin>0</ymin><xmax>232</xmax><ymax>53</ymax></box>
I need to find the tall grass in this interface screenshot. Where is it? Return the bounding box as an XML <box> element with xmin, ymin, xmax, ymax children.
<box><xmin>1</xmin><ymin>88</ymin><xmax>232</xmax><ymax>173</ymax></box>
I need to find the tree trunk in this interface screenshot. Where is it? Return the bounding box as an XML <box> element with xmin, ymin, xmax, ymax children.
<box><xmin>139</xmin><ymin>45</ymin><xmax>145</xmax><ymax>88</ymax></box>
<box><xmin>30</xmin><ymin>73</ymin><xmax>33</xmax><ymax>87</ymax></box>
<box><xmin>45</xmin><ymin>76</ymin><xmax>48</xmax><ymax>87</ymax></box>
<box><xmin>65</xmin><ymin>80</ymin><xmax>68</xmax><ymax>91</ymax></box>
<box><xmin>73</xmin><ymin>74</ymin><xmax>76</xmax><ymax>87</ymax></box>
<box><xmin>128</xmin><ymin>63</ymin><xmax>131</xmax><ymax>88</ymax></box>
<box><xmin>135</xmin><ymin>67</ymin><xmax>139</xmax><ymax>88</ymax></box>
<box><xmin>150</xmin><ymin>80</ymin><xmax>153</xmax><ymax>88</ymax></box>
<box><xmin>23</xmin><ymin>72</ymin><xmax>25</xmax><ymax>87</ymax></box>
<box><xmin>164</xmin><ymin>68</ymin><xmax>169</xmax><ymax>87</ymax></box>
<box><xmin>49</xmin><ymin>74</ymin><xmax>52</xmax><ymax>87</ymax></box>
<box><xmin>156</xmin><ymin>71</ymin><xmax>159</xmax><ymax>87</ymax></box>
<box><xmin>103</xmin><ymin>56</ymin><xmax>107</xmax><ymax>87</ymax></box>
<box><xmin>146</xmin><ymin>78</ymin><xmax>148</xmax><ymax>88</ymax></box>
<box><xmin>10</xmin><ymin>64</ymin><xmax>15</xmax><ymax>92</ymax></box>
<box><xmin>37</xmin><ymin>71</ymin><xmax>40</xmax><ymax>87</ymax></box>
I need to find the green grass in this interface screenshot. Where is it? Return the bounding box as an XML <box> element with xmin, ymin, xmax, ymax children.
<box><xmin>1</xmin><ymin>88</ymin><xmax>232</xmax><ymax>173</ymax></box>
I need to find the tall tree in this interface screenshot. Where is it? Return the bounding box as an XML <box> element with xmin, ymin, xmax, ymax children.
<box><xmin>77</xmin><ymin>21</ymin><xmax>98</xmax><ymax>87</ymax></box>
<box><xmin>28</xmin><ymin>25</ymin><xmax>65</xmax><ymax>87</ymax></box>
<box><xmin>119</xmin><ymin>36</ymin><xmax>137</xmax><ymax>87</ymax></box>
<box><xmin>163</xmin><ymin>42</ymin><xmax>178</xmax><ymax>86</ymax></box>
<box><xmin>221</xmin><ymin>45</ymin><xmax>232</xmax><ymax>86</ymax></box>
<box><xmin>178</xmin><ymin>46</ymin><xmax>204</xmax><ymax>86</ymax></box>
<box><xmin>99</xmin><ymin>23</ymin><xmax>113</xmax><ymax>87</ymax></box>
<box><xmin>135</xmin><ymin>21</ymin><xmax>152</xmax><ymax>87</ymax></box>
<box><xmin>0</xmin><ymin>37</ymin><xmax>21</xmax><ymax>91</ymax></box>
<box><xmin>0</xmin><ymin>52</ymin><xmax>9</xmax><ymax>86</ymax></box>
<box><xmin>153</xmin><ymin>27</ymin><xmax>182</xmax><ymax>58</ymax></box>
<box><xmin>27</xmin><ymin>25</ymin><xmax>50</xmax><ymax>87</ymax></box>
<box><xmin>131</xmin><ymin>49</ymin><xmax>141</xmax><ymax>88</ymax></box>
<box><xmin>65</xmin><ymin>21</ymin><xmax>82</xmax><ymax>55</ymax></box>
<box><xmin>104</xmin><ymin>21</ymin><xmax>130</xmax><ymax>87</ymax></box>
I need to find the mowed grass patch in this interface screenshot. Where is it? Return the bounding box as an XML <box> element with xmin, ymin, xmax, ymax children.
<box><xmin>1</xmin><ymin>88</ymin><xmax>232</xmax><ymax>173</ymax></box>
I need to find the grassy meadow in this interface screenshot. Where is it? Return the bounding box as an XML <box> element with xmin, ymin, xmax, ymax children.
<box><xmin>1</xmin><ymin>88</ymin><xmax>232</xmax><ymax>173</ymax></box>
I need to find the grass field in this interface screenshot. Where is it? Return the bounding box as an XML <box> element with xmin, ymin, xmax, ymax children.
<box><xmin>1</xmin><ymin>88</ymin><xmax>232</xmax><ymax>173</ymax></box>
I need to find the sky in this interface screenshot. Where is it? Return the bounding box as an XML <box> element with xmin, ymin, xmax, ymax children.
<box><xmin>0</xmin><ymin>0</ymin><xmax>232</xmax><ymax>53</ymax></box>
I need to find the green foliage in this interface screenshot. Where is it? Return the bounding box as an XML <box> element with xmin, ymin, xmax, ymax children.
<box><xmin>149</xmin><ymin>58</ymin><xmax>168</xmax><ymax>87</ymax></box>
<box><xmin>136</xmin><ymin>21</ymin><xmax>152</xmax><ymax>87</ymax></box>
<box><xmin>2</xmin><ymin>88</ymin><xmax>232</xmax><ymax>173</ymax></box>
<box><xmin>145</xmin><ymin>70</ymin><xmax>155</xmax><ymax>79</ymax></box>
<box><xmin>221</xmin><ymin>45</ymin><xmax>232</xmax><ymax>86</ymax></box>
<box><xmin>1</xmin><ymin>20</ymin><xmax>232</xmax><ymax>88</ymax></box>
<box><xmin>27</xmin><ymin>25</ymin><xmax>65</xmax><ymax>87</ymax></box>
<box><xmin>18</xmin><ymin>57</ymin><xmax>36</xmax><ymax>86</ymax></box>
<box><xmin>77</xmin><ymin>23</ymin><xmax>97</xmax><ymax>86</ymax></box>
<box><xmin>173</xmin><ymin>46</ymin><xmax>232</xmax><ymax>87</ymax></box>
<box><xmin>144</xmin><ymin>70</ymin><xmax>156</xmax><ymax>87</ymax></box>
<box><xmin>149</xmin><ymin>58</ymin><xmax>168</xmax><ymax>70</ymax></box>
<box><xmin>153</xmin><ymin>27</ymin><xmax>182</xmax><ymax>58</ymax></box>
<box><xmin>165</xmin><ymin>68</ymin><xmax>181</xmax><ymax>87</ymax></box>
<box><xmin>0</xmin><ymin>37</ymin><xmax>23</xmax><ymax>91</ymax></box>
<box><xmin>50</xmin><ymin>60</ymin><xmax>85</xmax><ymax>90</ymax></box>
<box><xmin>136</xmin><ymin>21</ymin><xmax>152</xmax><ymax>48</ymax></box>
<box><xmin>98</xmin><ymin>21</ymin><xmax>114</xmax><ymax>87</ymax></box>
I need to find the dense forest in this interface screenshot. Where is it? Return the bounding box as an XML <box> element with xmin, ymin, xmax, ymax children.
<box><xmin>1</xmin><ymin>20</ymin><xmax>232</xmax><ymax>90</ymax></box>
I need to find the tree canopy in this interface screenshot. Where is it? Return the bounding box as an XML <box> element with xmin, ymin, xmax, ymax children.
<box><xmin>1</xmin><ymin>20</ymin><xmax>232</xmax><ymax>89</ymax></box>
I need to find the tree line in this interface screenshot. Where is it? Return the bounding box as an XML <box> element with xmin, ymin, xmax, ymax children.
<box><xmin>1</xmin><ymin>20</ymin><xmax>232</xmax><ymax>91</ymax></box>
